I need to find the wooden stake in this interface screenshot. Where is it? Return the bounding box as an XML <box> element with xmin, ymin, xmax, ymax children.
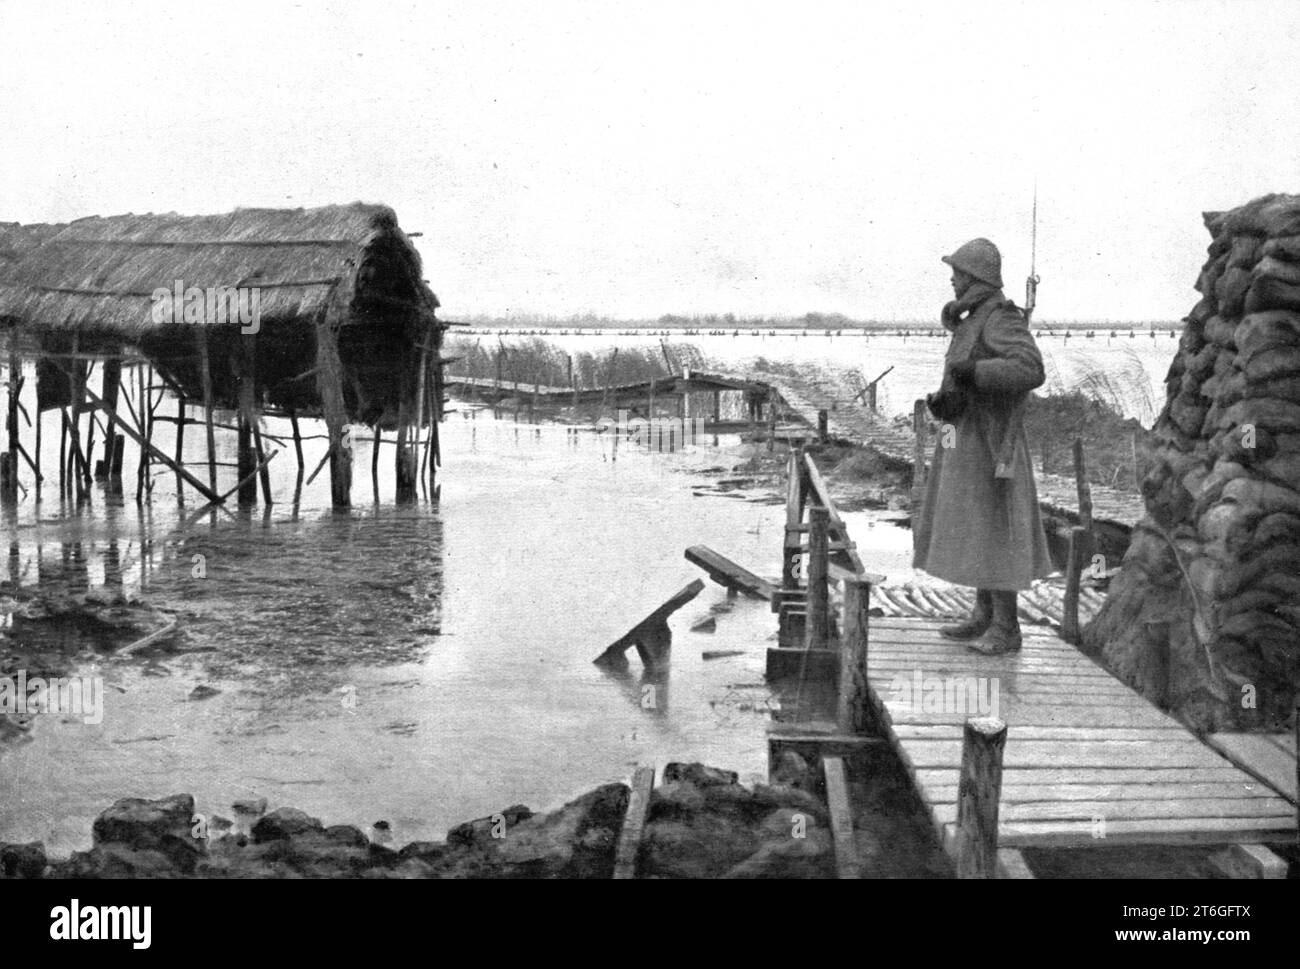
<box><xmin>805</xmin><ymin>505</ymin><xmax>830</xmax><ymax>650</ymax></box>
<box><xmin>174</xmin><ymin>391</ymin><xmax>186</xmax><ymax>496</ymax></box>
<box><xmin>1073</xmin><ymin>438</ymin><xmax>1094</xmax><ymax>535</ymax></box>
<box><xmin>252</xmin><ymin>421</ymin><xmax>272</xmax><ymax>505</ymax></box>
<box><xmin>1061</xmin><ymin>525</ymin><xmax>1087</xmax><ymax>644</ymax></box>
<box><xmin>837</xmin><ymin>576</ymin><xmax>873</xmax><ymax>735</ymax></box>
<box><xmin>954</xmin><ymin>716</ymin><xmax>1007</xmax><ymax>879</ymax></box>
<box><xmin>372</xmin><ymin>424</ymin><xmax>381</xmax><ymax>503</ymax></box>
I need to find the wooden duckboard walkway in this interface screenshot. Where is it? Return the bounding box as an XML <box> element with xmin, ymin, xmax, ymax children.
<box><xmin>865</xmin><ymin>617</ymin><xmax>1297</xmax><ymax>849</ymax></box>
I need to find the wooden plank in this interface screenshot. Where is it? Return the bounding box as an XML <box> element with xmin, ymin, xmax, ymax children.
<box><xmin>892</xmin><ymin>725</ymin><xmax>1189</xmax><ymax>741</ymax></box>
<box><xmin>933</xmin><ymin>797</ymin><xmax>1295</xmax><ymax>824</ymax></box>
<box><xmin>1204</xmin><ymin>733</ymin><xmax>1298</xmax><ymax>804</ymax></box>
<box><xmin>1208</xmin><ymin>843</ymin><xmax>1289</xmax><ymax>879</ymax></box>
<box><xmin>996</xmin><ymin>847</ymin><xmax>1035</xmax><ymax>879</ymax></box>
<box><xmin>900</xmin><ymin>739</ymin><xmax>1235</xmax><ymax>769</ymax></box>
<box><xmin>612</xmin><ymin>765</ymin><xmax>655</xmax><ymax>879</ymax></box>
<box><xmin>822</xmin><ymin>756</ymin><xmax>860</xmax><ymax>878</ymax></box>
<box><xmin>924</xmin><ymin>782</ymin><xmax>1281</xmax><ymax>804</ymax></box>
<box><xmin>917</xmin><ymin>766</ymin><xmax>1251</xmax><ymax>787</ymax></box>
<box><xmin>594</xmin><ymin>579</ymin><xmax>704</xmax><ymax>667</ymax></box>
<box><xmin>953</xmin><ymin>816</ymin><xmax>1297</xmax><ymax>849</ymax></box>
<box><xmin>684</xmin><ymin>545</ymin><xmax>775</xmax><ymax>600</ymax></box>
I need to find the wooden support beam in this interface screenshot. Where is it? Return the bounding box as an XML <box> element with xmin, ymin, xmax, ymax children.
<box><xmin>313</xmin><ymin>286</ymin><xmax>352</xmax><ymax>508</ymax></box>
<box><xmin>252</xmin><ymin>422</ymin><xmax>273</xmax><ymax>505</ymax></box>
<box><xmin>823</xmin><ymin>756</ymin><xmax>860</xmax><ymax>878</ymax></box>
<box><xmin>197</xmin><ymin>330</ymin><xmax>218</xmax><ymax>493</ymax></box>
<box><xmin>1061</xmin><ymin>525</ymin><xmax>1087</xmax><ymax>644</ymax></box>
<box><xmin>593</xmin><ymin>578</ymin><xmax>704</xmax><ymax>669</ymax></box>
<box><xmin>612</xmin><ymin>765</ymin><xmax>655</xmax><ymax>880</ymax></box>
<box><xmin>837</xmin><ymin>576</ymin><xmax>873</xmax><ymax>735</ymax></box>
<box><xmin>805</xmin><ymin>506</ymin><xmax>830</xmax><ymax>650</ymax></box>
<box><xmin>50</xmin><ymin>358</ymin><xmax>223</xmax><ymax>505</ymax></box>
<box><xmin>371</xmin><ymin>424</ymin><xmax>381</xmax><ymax>503</ymax></box>
<box><xmin>1073</xmin><ymin>438</ymin><xmax>1094</xmax><ymax>535</ymax></box>
<box><xmin>954</xmin><ymin>717</ymin><xmax>1007</xmax><ymax>879</ymax></box>
<box><xmin>290</xmin><ymin>413</ymin><xmax>304</xmax><ymax>472</ymax></box>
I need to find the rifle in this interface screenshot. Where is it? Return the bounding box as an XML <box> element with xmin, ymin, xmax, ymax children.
<box><xmin>994</xmin><ymin>185</ymin><xmax>1041</xmax><ymax>479</ymax></box>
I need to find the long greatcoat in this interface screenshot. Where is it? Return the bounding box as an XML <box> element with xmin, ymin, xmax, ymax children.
<box><xmin>912</xmin><ymin>289</ymin><xmax>1053</xmax><ymax>590</ymax></box>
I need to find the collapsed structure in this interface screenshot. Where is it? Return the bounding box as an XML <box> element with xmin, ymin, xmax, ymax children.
<box><xmin>0</xmin><ymin>203</ymin><xmax>445</xmax><ymax>507</ymax></box>
<box><xmin>1086</xmin><ymin>193</ymin><xmax>1300</xmax><ymax>730</ymax></box>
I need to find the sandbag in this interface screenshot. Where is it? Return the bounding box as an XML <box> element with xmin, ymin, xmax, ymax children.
<box><xmin>1243</xmin><ymin>346</ymin><xmax>1300</xmax><ymax>382</ymax></box>
<box><xmin>1218</xmin><ymin>398</ymin><xmax>1300</xmax><ymax>435</ymax></box>
<box><xmin>1201</xmin><ymin>315</ymin><xmax>1238</xmax><ymax>348</ymax></box>
<box><xmin>1262</xmin><ymin>234</ymin><xmax>1300</xmax><ymax>263</ymax></box>
<box><xmin>1228</xmin><ymin>234</ymin><xmax>1262</xmax><ymax>270</ymax></box>
<box><xmin>1234</xmin><ymin>310</ymin><xmax>1300</xmax><ymax>362</ymax></box>
<box><xmin>1220</xmin><ymin>476</ymin><xmax>1300</xmax><ymax>518</ymax></box>
<box><xmin>1252</xmin><ymin>255</ymin><xmax>1300</xmax><ymax>285</ymax></box>
<box><xmin>1245</xmin><ymin>510</ymin><xmax>1300</xmax><ymax>552</ymax></box>
<box><xmin>1244</xmin><ymin>275</ymin><xmax>1300</xmax><ymax>315</ymax></box>
<box><xmin>1214</xmin><ymin>266</ymin><xmax>1253</xmax><ymax>317</ymax></box>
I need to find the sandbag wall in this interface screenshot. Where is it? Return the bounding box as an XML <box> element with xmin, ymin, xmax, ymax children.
<box><xmin>1085</xmin><ymin>193</ymin><xmax>1300</xmax><ymax>731</ymax></box>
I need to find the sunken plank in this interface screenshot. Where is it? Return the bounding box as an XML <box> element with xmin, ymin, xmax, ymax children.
<box><xmin>684</xmin><ymin>545</ymin><xmax>775</xmax><ymax>600</ymax></box>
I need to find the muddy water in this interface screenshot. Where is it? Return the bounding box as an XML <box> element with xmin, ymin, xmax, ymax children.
<box><xmin>0</xmin><ymin>401</ymin><xmax>922</xmax><ymax>857</ymax></box>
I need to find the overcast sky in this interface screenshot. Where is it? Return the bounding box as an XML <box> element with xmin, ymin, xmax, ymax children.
<box><xmin>2</xmin><ymin>0</ymin><xmax>1298</xmax><ymax>322</ymax></box>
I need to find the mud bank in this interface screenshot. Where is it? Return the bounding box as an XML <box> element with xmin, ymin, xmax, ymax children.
<box><xmin>0</xmin><ymin>762</ymin><xmax>850</xmax><ymax>879</ymax></box>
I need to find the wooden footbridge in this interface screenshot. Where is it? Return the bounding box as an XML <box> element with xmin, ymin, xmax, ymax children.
<box><xmin>685</xmin><ymin>449</ymin><xmax>1297</xmax><ymax>878</ymax></box>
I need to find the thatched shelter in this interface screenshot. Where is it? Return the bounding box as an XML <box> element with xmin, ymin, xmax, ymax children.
<box><xmin>0</xmin><ymin>203</ymin><xmax>439</xmax><ymax>427</ymax></box>
<box><xmin>0</xmin><ymin>204</ymin><xmax>444</xmax><ymax>507</ymax></box>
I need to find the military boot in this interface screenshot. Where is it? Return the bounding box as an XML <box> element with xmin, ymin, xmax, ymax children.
<box><xmin>967</xmin><ymin>590</ymin><xmax>1022</xmax><ymax>655</ymax></box>
<box><xmin>939</xmin><ymin>589</ymin><xmax>993</xmax><ymax>640</ymax></box>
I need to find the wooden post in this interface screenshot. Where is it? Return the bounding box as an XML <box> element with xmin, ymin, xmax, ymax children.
<box><xmin>3</xmin><ymin>348</ymin><xmax>17</xmax><ymax>505</ymax></box>
<box><xmin>712</xmin><ymin>390</ymin><xmax>720</xmax><ymax>424</ymax></box>
<box><xmin>33</xmin><ymin>390</ymin><xmax>41</xmax><ymax>502</ymax></box>
<box><xmin>290</xmin><ymin>413</ymin><xmax>304</xmax><ymax>473</ymax></box>
<box><xmin>173</xmin><ymin>392</ymin><xmax>186</xmax><ymax>496</ymax></box>
<box><xmin>1061</xmin><ymin>525</ymin><xmax>1087</xmax><ymax>644</ymax></box>
<box><xmin>101</xmin><ymin>356</ymin><xmax>121</xmax><ymax>473</ymax></box>
<box><xmin>252</xmin><ymin>422</ymin><xmax>272</xmax><ymax>505</ymax></box>
<box><xmin>314</xmin><ymin>289</ymin><xmax>352</xmax><ymax>508</ymax></box>
<box><xmin>1073</xmin><ymin>438</ymin><xmax>1094</xmax><ymax>540</ymax></box>
<box><xmin>954</xmin><ymin>716</ymin><xmax>1007</xmax><ymax>879</ymax></box>
<box><xmin>612</xmin><ymin>765</ymin><xmax>655</xmax><ymax>879</ymax></box>
<box><xmin>805</xmin><ymin>505</ymin><xmax>830</xmax><ymax>650</ymax></box>
<box><xmin>50</xmin><ymin>358</ymin><xmax>223</xmax><ymax>505</ymax></box>
<box><xmin>568</xmin><ymin>354</ymin><xmax>576</xmax><ymax>410</ymax></box>
<box><xmin>372</xmin><ymin>425</ymin><xmax>381</xmax><ymax>502</ymax></box>
<box><xmin>197</xmin><ymin>332</ymin><xmax>218</xmax><ymax>493</ymax></box>
<box><xmin>837</xmin><ymin>576</ymin><xmax>873</xmax><ymax>734</ymax></box>
<box><xmin>58</xmin><ymin>406</ymin><xmax>67</xmax><ymax>498</ymax></box>
<box><xmin>1130</xmin><ymin>430</ymin><xmax>1140</xmax><ymax>491</ymax></box>
<box><xmin>817</xmin><ymin>408</ymin><xmax>828</xmax><ymax>444</ymax></box>
<box><xmin>911</xmin><ymin>399</ymin><xmax>927</xmax><ymax>516</ymax></box>
<box><xmin>867</xmin><ymin>383</ymin><xmax>877</xmax><ymax>413</ymax></box>
<box><xmin>236</xmin><ymin>356</ymin><xmax>257</xmax><ymax>508</ymax></box>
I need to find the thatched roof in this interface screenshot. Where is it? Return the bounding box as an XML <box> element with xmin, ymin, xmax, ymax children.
<box><xmin>0</xmin><ymin>203</ymin><xmax>428</xmax><ymax>337</ymax></box>
<box><xmin>0</xmin><ymin>204</ymin><xmax>440</xmax><ymax>426</ymax></box>
<box><xmin>0</xmin><ymin>220</ymin><xmax>65</xmax><ymax>273</ymax></box>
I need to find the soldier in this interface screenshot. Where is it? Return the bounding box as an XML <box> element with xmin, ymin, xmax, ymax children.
<box><xmin>912</xmin><ymin>238</ymin><xmax>1053</xmax><ymax>654</ymax></box>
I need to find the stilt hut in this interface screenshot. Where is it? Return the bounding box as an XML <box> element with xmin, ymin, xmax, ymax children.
<box><xmin>0</xmin><ymin>203</ymin><xmax>444</xmax><ymax>507</ymax></box>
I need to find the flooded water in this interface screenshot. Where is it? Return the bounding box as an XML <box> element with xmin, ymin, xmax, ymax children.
<box><xmin>0</xmin><ymin>327</ymin><xmax>1172</xmax><ymax>856</ymax></box>
<box><xmin>2</xmin><ymin>399</ymin><xmax>924</xmax><ymax>856</ymax></box>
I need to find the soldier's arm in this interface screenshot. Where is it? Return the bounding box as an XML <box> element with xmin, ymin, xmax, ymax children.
<box><xmin>973</xmin><ymin>307</ymin><xmax>1046</xmax><ymax>393</ymax></box>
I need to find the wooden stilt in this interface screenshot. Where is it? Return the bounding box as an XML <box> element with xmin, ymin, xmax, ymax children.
<box><xmin>372</xmin><ymin>424</ymin><xmax>381</xmax><ymax>503</ymax></box>
<box><xmin>174</xmin><ymin>392</ymin><xmax>186</xmax><ymax>497</ymax></box>
<box><xmin>252</xmin><ymin>422</ymin><xmax>272</xmax><ymax>505</ymax></box>
<box><xmin>290</xmin><ymin>413</ymin><xmax>304</xmax><ymax>473</ymax></box>
<box><xmin>197</xmin><ymin>331</ymin><xmax>218</xmax><ymax>493</ymax></box>
<box><xmin>100</xmin><ymin>356</ymin><xmax>121</xmax><ymax>473</ymax></box>
<box><xmin>235</xmin><ymin>340</ymin><xmax>257</xmax><ymax>507</ymax></box>
<box><xmin>314</xmin><ymin>288</ymin><xmax>352</xmax><ymax>508</ymax></box>
<box><xmin>2</xmin><ymin>347</ymin><xmax>18</xmax><ymax>505</ymax></box>
<box><xmin>48</xmin><ymin>358</ymin><xmax>223</xmax><ymax>505</ymax></box>
<box><xmin>58</xmin><ymin>406</ymin><xmax>67</xmax><ymax>498</ymax></box>
<box><xmin>33</xmin><ymin>391</ymin><xmax>41</xmax><ymax>502</ymax></box>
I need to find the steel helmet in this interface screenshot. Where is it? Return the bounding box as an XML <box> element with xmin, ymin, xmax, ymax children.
<box><xmin>942</xmin><ymin>238</ymin><xmax>1003</xmax><ymax>288</ymax></box>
